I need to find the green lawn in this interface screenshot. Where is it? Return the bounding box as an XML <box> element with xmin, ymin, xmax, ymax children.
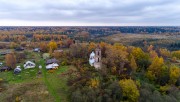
<box><xmin>0</xmin><ymin>67</ymin><xmax>40</xmax><ymax>84</ymax></box>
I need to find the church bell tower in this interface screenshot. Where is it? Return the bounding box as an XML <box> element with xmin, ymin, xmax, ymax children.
<box><xmin>95</xmin><ymin>46</ymin><xmax>101</xmax><ymax>63</ymax></box>
<box><xmin>94</xmin><ymin>45</ymin><xmax>102</xmax><ymax>69</ymax></box>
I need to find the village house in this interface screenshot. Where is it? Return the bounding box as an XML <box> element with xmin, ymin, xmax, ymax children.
<box><xmin>23</xmin><ymin>61</ymin><xmax>36</xmax><ymax>69</ymax></box>
<box><xmin>33</xmin><ymin>48</ymin><xmax>40</xmax><ymax>52</ymax></box>
<box><xmin>0</xmin><ymin>66</ymin><xmax>12</xmax><ymax>72</ymax></box>
<box><xmin>15</xmin><ymin>47</ymin><xmax>24</xmax><ymax>51</ymax></box>
<box><xmin>46</xmin><ymin>58</ymin><xmax>59</xmax><ymax>70</ymax></box>
<box><xmin>0</xmin><ymin>50</ymin><xmax>11</xmax><ymax>56</ymax></box>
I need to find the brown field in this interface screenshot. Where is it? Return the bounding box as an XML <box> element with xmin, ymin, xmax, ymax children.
<box><xmin>103</xmin><ymin>33</ymin><xmax>180</xmax><ymax>45</ymax></box>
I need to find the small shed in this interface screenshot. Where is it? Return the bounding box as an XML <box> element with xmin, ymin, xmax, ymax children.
<box><xmin>15</xmin><ymin>47</ymin><xmax>24</xmax><ymax>51</ymax></box>
<box><xmin>33</xmin><ymin>48</ymin><xmax>40</xmax><ymax>52</ymax></box>
<box><xmin>0</xmin><ymin>62</ymin><xmax>3</xmax><ymax>66</ymax></box>
<box><xmin>14</xmin><ymin>66</ymin><xmax>22</xmax><ymax>74</ymax></box>
<box><xmin>24</xmin><ymin>61</ymin><xmax>36</xmax><ymax>69</ymax></box>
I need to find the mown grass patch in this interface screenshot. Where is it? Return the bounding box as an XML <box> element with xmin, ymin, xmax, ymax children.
<box><xmin>0</xmin><ymin>67</ymin><xmax>40</xmax><ymax>84</ymax></box>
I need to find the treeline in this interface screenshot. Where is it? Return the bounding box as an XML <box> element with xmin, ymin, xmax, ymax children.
<box><xmin>0</xmin><ymin>35</ymin><xmax>27</xmax><ymax>42</ymax></box>
<box><xmin>131</xmin><ymin>39</ymin><xmax>180</xmax><ymax>51</ymax></box>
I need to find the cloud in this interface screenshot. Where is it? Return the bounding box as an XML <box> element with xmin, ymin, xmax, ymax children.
<box><xmin>0</xmin><ymin>0</ymin><xmax>179</xmax><ymax>26</ymax></box>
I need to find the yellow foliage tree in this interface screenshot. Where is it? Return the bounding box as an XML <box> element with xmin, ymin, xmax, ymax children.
<box><xmin>48</xmin><ymin>41</ymin><xmax>57</xmax><ymax>51</ymax></box>
<box><xmin>159</xmin><ymin>48</ymin><xmax>171</xmax><ymax>58</ymax></box>
<box><xmin>113</xmin><ymin>43</ymin><xmax>127</xmax><ymax>51</ymax></box>
<box><xmin>88</xmin><ymin>42</ymin><xmax>96</xmax><ymax>53</ymax></box>
<box><xmin>89</xmin><ymin>78</ymin><xmax>99</xmax><ymax>88</ymax></box>
<box><xmin>99</xmin><ymin>42</ymin><xmax>106</xmax><ymax>48</ymax></box>
<box><xmin>130</xmin><ymin>55</ymin><xmax>138</xmax><ymax>72</ymax></box>
<box><xmin>169</xmin><ymin>65</ymin><xmax>180</xmax><ymax>84</ymax></box>
<box><xmin>147</xmin><ymin>56</ymin><xmax>164</xmax><ymax>81</ymax></box>
<box><xmin>119</xmin><ymin>79</ymin><xmax>140</xmax><ymax>102</ymax></box>
<box><xmin>131</xmin><ymin>47</ymin><xmax>146</xmax><ymax>60</ymax></box>
<box><xmin>160</xmin><ymin>85</ymin><xmax>170</xmax><ymax>94</ymax></box>
<box><xmin>105</xmin><ymin>44</ymin><xmax>128</xmax><ymax>74</ymax></box>
<box><xmin>172</xmin><ymin>50</ymin><xmax>180</xmax><ymax>59</ymax></box>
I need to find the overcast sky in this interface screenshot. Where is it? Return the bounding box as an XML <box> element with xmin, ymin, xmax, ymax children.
<box><xmin>0</xmin><ymin>0</ymin><xmax>180</xmax><ymax>26</ymax></box>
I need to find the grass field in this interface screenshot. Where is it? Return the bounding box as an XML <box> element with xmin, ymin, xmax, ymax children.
<box><xmin>0</xmin><ymin>58</ymin><xmax>71</xmax><ymax>102</ymax></box>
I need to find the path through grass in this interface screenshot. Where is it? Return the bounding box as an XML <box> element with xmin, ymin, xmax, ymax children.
<box><xmin>40</xmin><ymin>59</ymin><xmax>69</xmax><ymax>102</ymax></box>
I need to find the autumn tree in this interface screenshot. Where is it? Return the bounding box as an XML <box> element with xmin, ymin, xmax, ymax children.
<box><xmin>146</xmin><ymin>56</ymin><xmax>165</xmax><ymax>81</ymax></box>
<box><xmin>131</xmin><ymin>47</ymin><xmax>148</xmax><ymax>61</ymax></box>
<box><xmin>169</xmin><ymin>65</ymin><xmax>180</xmax><ymax>84</ymax></box>
<box><xmin>149</xmin><ymin>50</ymin><xmax>158</xmax><ymax>60</ymax></box>
<box><xmin>99</xmin><ymin>42</ymin><xmax>108</xmax><ymax>57</ymax></box>
<box><xmin>119</xmin><ymin>79</ymin><xmax>140</xmax><ymax>102</ymax></box>
<box><xmin>16</xmin><ymin>52</ymin><xmax>26</xmax><ymax>63</ymax></box>
<box><xmin>159</xmin><ymin>48</ymin><xmax>171</xmax><ymax>59</ymax></box>
<box><xmin>70</xmin><ymin>43</ymin><xmax>88</xmax><ymax>59</ymax></box>
<box><xmin>104</xmin><ymin>44</ymin><xmax>129</xmax><ymax>75</ymax></box>
<box><xmin>40</xmin><ymin>42</ymin><xmax>48</xmax><ymax>53</ymax></box>
<box><xmin>57</xmin><ymin>41</ymin><xmax>63</xmax><ymax>48</ymax></box>
<box><xmin>48</xmin><ymin>41</ymin><xmax>57</xmax><ymax>51</ymax></box>
<box><xmin>147</xmin><ymin>45</ymin><xmax>154</xmax><ymax>52</ymax></box>
<box><xmin>10</xmin><ymin>42</ymin><xmax>19</xmax><ymax>49</ymax></box>
<box><xmin>131</xmin><ymin>47</ymin><xmax>150</xmax><ymax>70</ymax></box>
<box><xmin>130</xmin><ymin>55</ymin><xmax>138</xmax><ymax>73</ymax></box>
<box><xmin>88</xmin><ymin>42</ymin><xmax>96</xmax><ymax>53</ymax></box>
<box><xmin>5</xmin><ymin>53</ymin><xmax>16</xmax><ymax>69</ymax></box>
<box><xmin>89</xmin><ymin>78</ymin><xmax>100</xmax><ymax>88</ymax></box>
<box><xmin>53</xmin><ymin>50</ymin><xmax>63</xmax><ymax>60</ymax></box>
<box><xmin>172</xmin><ymin>50</ymin><xmax>180</xmax><ymax>59</ymax></box>
<box><xmin>66</xmin><ymin>39</ymin><xmax>73</xmax><ymax>48</ymax></box>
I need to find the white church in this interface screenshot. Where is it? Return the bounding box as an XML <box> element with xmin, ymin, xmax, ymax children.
<box><xmin>89</xmin><ymin>46</ymin><xmax>102</xmax><ymax>69</ymax></box>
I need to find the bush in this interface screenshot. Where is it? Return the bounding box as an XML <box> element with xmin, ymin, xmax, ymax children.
<box><xmin>48</xmin><ymin>70</ymin><xmax>55</xmax><ymax>73</ymax></box>
<box><xmin>0</xmin><ymin>78</ymin><xmax>3</xmax><ymax>82</ymax></box>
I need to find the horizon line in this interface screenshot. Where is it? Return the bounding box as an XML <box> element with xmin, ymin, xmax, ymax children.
<box><xmin>0</xmin><ymin>25</ymin><xmax>180</xmax><ymax>27</ymax></box>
